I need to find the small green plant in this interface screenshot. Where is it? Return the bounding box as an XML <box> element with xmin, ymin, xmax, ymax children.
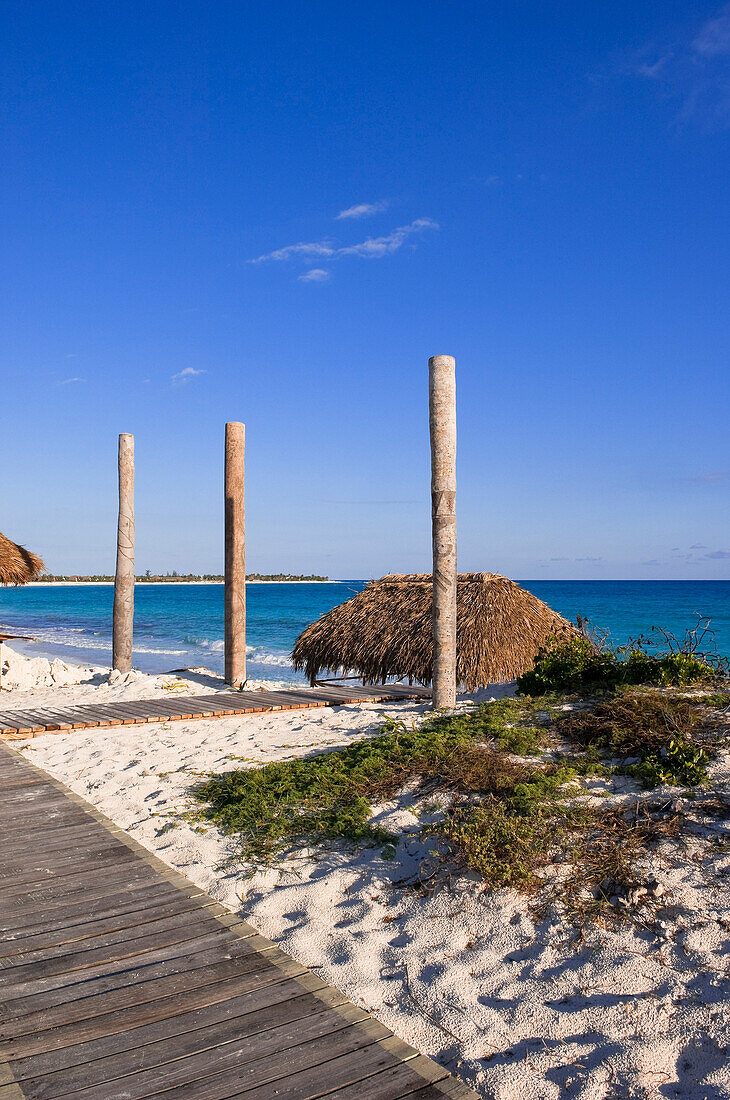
<box><xmin>496</xmin><ymin>725</ymin><xmax>545</xmax><ymax>756</ymax></box>
<box><xmin>440</xmin><ymin>799</ymin><xmax>553</xmax><ymax>888</ymax></box>
<box><xmin>518</xmin><ymin>637</ymin><xmax>717</xmax><ymax>696</ymax></box>
<box><xmin>627</xmin><ymin>737</ymin><xmax>709</xmax><ymax>788</ymax></box>
<box><xmin>700</xmin><ymin>691</ymin><xmax>730</xmax><ymax>709</ymax></box>
<box><xmin>518</xmin><ymin>637</ymin><xmax>617</xmax><ymax>695</ymax></box>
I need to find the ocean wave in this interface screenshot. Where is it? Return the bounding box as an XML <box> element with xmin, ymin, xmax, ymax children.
<box><xmin>246</xmin><ymin>648</ymin><xmax>293</xmax><ymax>668</ymax></box>
<box><xmin>179</xmin><ymin>635</ymin><xmax>292</xmax><ymax>667</ymax></box>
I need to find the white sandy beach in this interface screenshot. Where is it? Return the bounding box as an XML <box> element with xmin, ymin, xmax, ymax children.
<box><xmin>3</xmin><ymin>644</ymin><xmax>729</xmax><ymax>1100</ymax></box>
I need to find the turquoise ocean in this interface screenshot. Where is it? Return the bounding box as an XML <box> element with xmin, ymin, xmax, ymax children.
<box><xmin>1</xmin><ymin>581</ymin><xmax>728</xmax><ymax>682</ymax></box>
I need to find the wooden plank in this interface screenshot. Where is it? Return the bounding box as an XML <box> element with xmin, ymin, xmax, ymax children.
<box><xmin>0</xmin><ymin>822</ymin><xmax>115</xmax><ymax>861</ymax></box>
<box><xmin>225</xmin><ymin>1041</ymin><xmax>442</xmax><ymax>1100</ymax></box>
<box><xmin>184</xmin><ymin>694</ymin><xmax>268</xmax><ymax>713</ymax></box>
<box><xmin>321</xmin><ymin>1060</ymin><xmax>458</xmax><ymax>1099</ymax></box>
<box><xmin>140</xmin><ymin>1022</ymin><xmax>395</xmax><ymax>1100</ymax></box>
<box><xmin>0</xmin><ymin>845</ymin><xmax>139</xmax><ymax>894</ymax></box>
<box><xmin>10</xmin><ymin>987</ymin><xmax>350</xmax><ymax>1097</ymax></box>
<box><xmin>4</xmin><ymin>973</ymin><xmax>327</xmax><ymax>1065</ymax></box>
<box><xmin>0</xmin><ymin>880</ymin><xmax>202</xmax><ymax>941</ymax></box>
<box><xmin>0</xmin><ymin>713</ymin><xmax>46</xmax><ymax>734</ymax></box>
<box><xmin>0</xmin><ymin>905</ymin><xmax>220</xmax><ymax>971</ymax></box>
<box><xmin>48</xmin><ymin>1011</ymin><xmax>389</xmax><ymax>1100</ymax></box>
<box><xmin>0</xmin><ymin>717</ymin><xmax>31</xmax><ymax>733</ymax></box>
<box><xmin>0</xmin><ymin>862</ymin><xmax>164</xmax><ymax>914</ymax></box>
<box><xmin>254</xmin><ymin>691</ymin><xmax>328</xmax><ymax>710</ymax></box>
<box><xmin>201</xmin><ymin>692</ymin><xmax>276</xmax><ymax>712</ymax></box>
<box><xmin>1</xmin><ymin>948</ymin><xmax>282</xmax><ymax>1035</ymax></box>
<box><xmin>0</xmin><ymin>924</ymin><xmax>257</xmax><ymax>1001</ymax></box>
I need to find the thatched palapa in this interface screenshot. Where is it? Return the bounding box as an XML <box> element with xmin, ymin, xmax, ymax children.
<box><xmin>0</xmin><ymin>531</ymin><xmax>45</xmax><ymax>586</ymax></box>
<box><xmin>293</xmin><ymin>573</ymin><xmax>579</xmax><ymax>689</ymax></box>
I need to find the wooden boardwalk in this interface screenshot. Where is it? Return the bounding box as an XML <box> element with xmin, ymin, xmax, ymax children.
<box><xmin>0</xmin><ymin>684</ymin><xmax>431</xmax><ymax>740</ymax></box>
<box><xmin>0</xmin><ymin>743</ymin><xmax>474</xmax><ymax>1099</ymax></box>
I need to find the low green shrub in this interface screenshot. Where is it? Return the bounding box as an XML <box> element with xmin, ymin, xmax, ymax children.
<box><xmin>626</xmin><ymin>737</ymin><xmax>709</xmax><ymax>789</ymax></box>
<box><xmin>558</xmin><ymin>690</ymin><xmax>710</xmax><ymax>787</ymax></box>
<box><xmin>496</xmin><ymin>724</ymin><xmax>545</xmax><ymax>756</ymax></box>
<box><xmin>518</xmin><ymin>637</ymin><xmax>716</xmax><ymax>696</ymax></box>
<box><xmin>193</xmin><ymin>701</ymin><xmax>538</xmax><ymax>862</ymax></box>
<box><xmin>440</xmin><ymin>799</ymin><xmax>552</xmax><ymax>888</ymax></box>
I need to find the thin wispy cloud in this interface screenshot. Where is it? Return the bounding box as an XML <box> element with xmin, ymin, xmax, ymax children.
<box><xmin>250</xmin><ymin>241</ymin><xmax>335</xmax><ymax>264</ymax></box>
<box><xmin>299</xmin><ymin>268</ymin><xmax>330</xmax><ymax>283</ymax></box>
<box><xmin>625</xmin><ymin>5</ymin><xmax>730</xmax><ymax>127</ymax></box>
<box><xmin>336</xmin><ymin>201</ymin><xmax>388</xmax><ymax>220</ymax></box>
<box><xmin>338</xmin><ymin>219</ymin><xmax>438</xmax><ymax>258</ymax></box>
<box><xmin>250</xmin><ymin>218</ymin><xmax>438</xmax><ymax>271</ymax></box>
<box><xmin>690</xmin><ymin>543</ymin><xmax>708</xmax><ymax>549</ymax></box>
<box><xmin>635</xmin><ymin>54</ymin><xmax>673</xmax><ymax>79</ymax></box>
<box><xmin>171</xmin><ymin>367</ymin><xmax>207</xmax><ymax>384</ymax></box>
<box><xmin>59</xmin><ymin>377</ymin><xmax>84</xmax><ymax>385</ymax></box>
<box><xmin>704</xmin><ymin>548</ymin><xmax>730</xmax><ymax>559</ymax></box>
<box><xmin>693</xmin><ymin>4</ymin><xmax>730</xmax><ymax>56</ymax></box>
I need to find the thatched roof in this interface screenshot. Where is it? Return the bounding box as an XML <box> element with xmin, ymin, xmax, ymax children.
<box><xmin>292</xmin><ymin>572</ymin><xmax>580</xmax><ymax>688</ymax></box>
<box><xmin>0</xmin><ymin>531</ymin><xmax>45</xmax><ymax>586</ymax></box>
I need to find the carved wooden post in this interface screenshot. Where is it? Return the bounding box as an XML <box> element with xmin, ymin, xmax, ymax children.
<box><xmin>429</xmin><ymin>356</ymin><xmax>457</xmax><ymax>709</ymax></box>
<box><xmin>225</xmin><ymin>422</ymin><xmax>246</xmax><ymax>686</ymax></box>
<box><xmin>112</xmin><ymin>433</ymin><xmax>135</xmax><ymax>672</ymax></box>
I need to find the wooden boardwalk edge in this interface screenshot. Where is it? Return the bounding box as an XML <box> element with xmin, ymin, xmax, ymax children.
<box><xmin>0</xmin><ymin>741</ymin><xmax>475</xmax><ymax>1099</ymax></box>
<box><xmin>0</xmin><ymin>684</ymin><xmax>432</xmax><ymax>739</ymax></box>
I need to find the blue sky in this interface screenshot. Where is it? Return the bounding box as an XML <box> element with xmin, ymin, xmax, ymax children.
<box><xmin>2</xmin><ymin>1</ymin><xmax>729</xmax><ymax>579</ymax></box>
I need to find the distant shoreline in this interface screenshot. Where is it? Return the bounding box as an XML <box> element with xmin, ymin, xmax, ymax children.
<box><xmin>23</xmin><ymin>579</ymin><xmax>335</xmax><ymax>587</ymax></box>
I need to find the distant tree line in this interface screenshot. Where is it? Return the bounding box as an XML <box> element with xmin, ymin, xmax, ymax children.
<box><xmin>37</xmin><ymin>572</ymin><xmax>329</xmax><ymax>583</ymax></box>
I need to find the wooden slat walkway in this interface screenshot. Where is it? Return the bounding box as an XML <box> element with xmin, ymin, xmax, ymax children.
<box><xmin>0</xmin><ymin>742</ymin><xmax>474</xmax><ymax>1100</ymax></box>
<box><xmin>0</xmin><ymin>685</ymin><xmax>431</xmax><ymax>740</ymax></box>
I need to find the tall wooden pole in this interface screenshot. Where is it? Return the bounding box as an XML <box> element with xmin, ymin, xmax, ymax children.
<box><xmin>429</xmin><ymin>355</ymin><xmax>457</xmax><ymax>709</ymax></box>
<box><xmin>225</xmin><ymin>422</ymin><xmax>246</xmax><ymax>686</ymax></box>
<box><xmin>112</xmin><ymin>433</ymin><xmax>135</xmax><ymax>673</ymax></box>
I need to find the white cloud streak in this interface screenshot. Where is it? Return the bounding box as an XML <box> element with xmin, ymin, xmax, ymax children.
<box><xmin>693</xmin><ymin>4</ymin><xmax>730</xmax><ymax>55</ymax></box>
<box><xmin>624</xmin><ymin>6</ymin><xmax>730</xmax><ymax>127</ymax></box>
<box><xmin>298</xmin><ymin>269</ymin><xmax>331</xmax><ymax>283</ymax></box>
<box><xmin>336</xmin><ymin>201</ymin><xmax>389</xmax><ymax>220</ymax></box>
<box><xmin>251</xmin><ymin>218</ymin><xmax>438</xmax><ymax>266</ymax></box>
<box><xmin>171</xmin><ymin>367</ymin><xmax>207</xmax><ymax>384</ymax></box>
<box><xmin>337</xmin><ymin>218</ymin><xmax>438</xmax><ymax>257</ymax></box>
<box><xmin>250</xmin><ymin>241</ymin><xmax>335</xmax><ymax>264</ymax></box>
<box><xmin>59</xmin><ymin>377</ymin><xmax>84</xmax><ymax>385</ymax></box>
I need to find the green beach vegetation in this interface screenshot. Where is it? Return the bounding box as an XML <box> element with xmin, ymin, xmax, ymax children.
<box><xmin>193</xmin><ymin>629</ymin><xmax>729</xmax><ymax>922</ymax></box>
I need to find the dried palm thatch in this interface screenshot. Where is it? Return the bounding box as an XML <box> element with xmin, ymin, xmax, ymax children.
<box><xmin>0</xmin><ymin>531</ymin><xmax>45</xmax><ymax>586</ymax></box>
<box><xmin>293</xmin><ymin>573</ymin><xmax>580</xmax><ymax>688</ymax></box>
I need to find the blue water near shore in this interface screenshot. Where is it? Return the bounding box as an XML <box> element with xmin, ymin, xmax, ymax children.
<box><xmin>1</xmin><ymin>581</ymin><xmax>728</xmax><ymax>681</ymax></box>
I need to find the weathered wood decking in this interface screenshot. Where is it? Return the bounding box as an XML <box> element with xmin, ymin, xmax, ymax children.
<box><xmin>0</xmin><ymin>684</ymin><xmax>431</xmax><ymax>740</ymax></box>
<box><xmin>0</xmin><ymin>742</ymin><xmax>474</xmax><ymax>1099</ymax></box>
